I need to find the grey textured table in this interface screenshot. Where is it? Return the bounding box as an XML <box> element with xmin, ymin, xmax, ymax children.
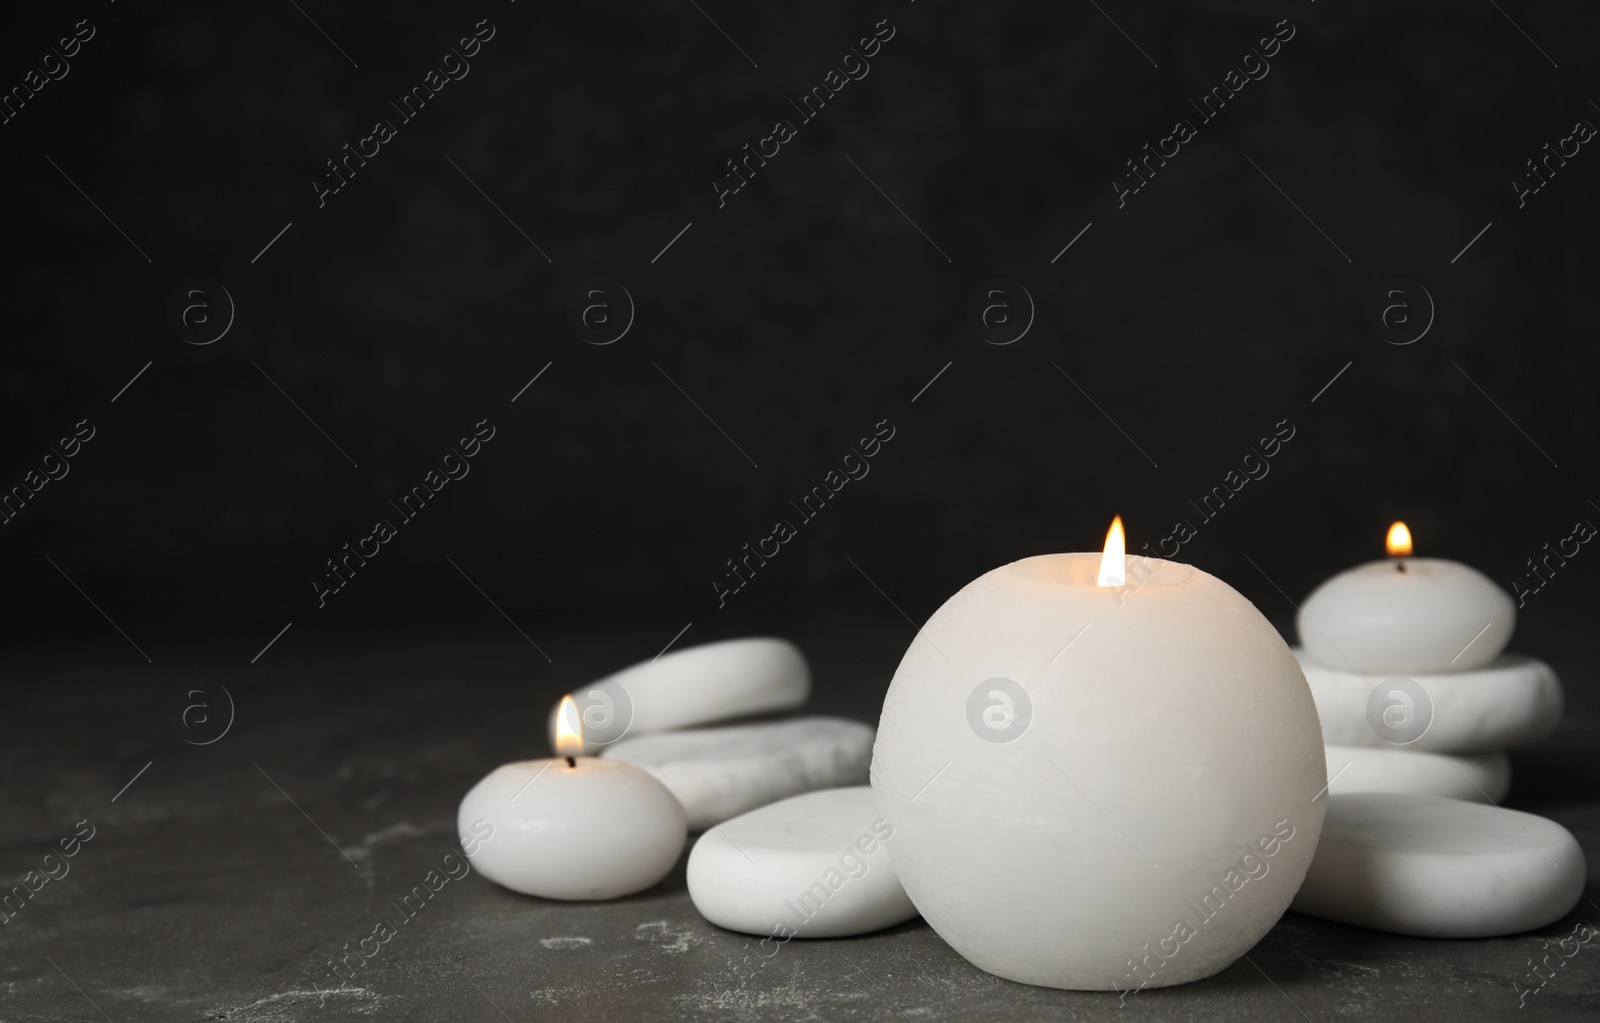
<box><xmin>3</xmin><ymin>617</ymin><xmax>1596</xmax><ymax>1022</ymax></box>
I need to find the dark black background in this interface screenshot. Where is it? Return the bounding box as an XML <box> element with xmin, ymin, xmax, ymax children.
<box><xmin>2</xmin><ymin>0</ymin><xmax>1596</xmax><ymax>661</ymax></box>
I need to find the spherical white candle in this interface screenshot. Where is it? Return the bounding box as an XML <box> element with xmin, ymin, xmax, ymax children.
<box><xmin>1297</xmin><ymin>523</ymin><xmax>1515</xmax><ymax>673</ymax></box>
<box><xmin>872</xmin><ymin>535</ymin><xmax>1326</xmax><ymax>992</ymax></box>
<box><xmin>460</xmin><ymin>697</ymin><xmax>686</xmax><ymax>900</ymax></box>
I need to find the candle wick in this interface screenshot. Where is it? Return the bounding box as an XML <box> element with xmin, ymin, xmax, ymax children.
<box><xmin>1396</xmin><ymin>560</ymin><xmax>1406</xmax><ymax>574</ymax></box>
<box><xmin>565</xmin><ymin>756</ymin><xmax>576</xmax><ymax>768</ymax></box>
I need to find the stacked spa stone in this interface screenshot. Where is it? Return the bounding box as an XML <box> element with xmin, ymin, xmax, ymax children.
<box><xmin>1291</xmin><ymin>563</ymin><xmax>1562</xmax><ymax>803</ymax></box>
<box><xmin>1286</xmin><ymin>562</ymin><xmax>1583</xmax><ymax>937</ymax></box>
<box><xmin>545</xmin><ymin>638</ymin><xmax>919</xmax><ymax>937</ymax></box>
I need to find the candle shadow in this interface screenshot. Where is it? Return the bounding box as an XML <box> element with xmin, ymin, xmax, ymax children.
<box><xmin>1524</xmin><ymin>883</ymin><xmax>1600</xmax><ymax>935</ymax></box>
<box><xmin>609</xmin><ymin>856</ymin><xmax>692</xmax><ymax>904</ymax></box>
<box><xmin>582</xmin><ymin>834</ymin><xmax>697</xmax><ymax>905</ymax></box>
<box><xmin>1173</xmin><ymin>915</ymin><xmax>1405</xmax><ymax>996</ymax></box>
<box><xmin>1115</xmin><ymin>898</ymin><xmax>1600</xmax><ymax>1013</ymax></box>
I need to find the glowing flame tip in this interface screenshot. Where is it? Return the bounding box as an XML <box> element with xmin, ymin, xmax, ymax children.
<box><xmin>1097</xmin><ymin>515</ymin><xmax>1126</xmax><ymax>587</ymax></box>
<box><xmin>1386</xmin><ymin>521</ymin><xmax>1413</xmax><ymax>558</ymax></box>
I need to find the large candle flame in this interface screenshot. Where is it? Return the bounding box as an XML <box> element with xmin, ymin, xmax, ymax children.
<box><xmin>1097</xmin><ymin>515</ymin><xmax>1126</xmax><ymax>587</ymax></box>
<box><xmin>554</xmin><ymin>694</ymin><xmax>584</xmax><ymax>758</ymax></box>
<box><xmin>1386</xmin><ymin>521</ymin><xmax>1413</xmax><ymax>558</ymax></box>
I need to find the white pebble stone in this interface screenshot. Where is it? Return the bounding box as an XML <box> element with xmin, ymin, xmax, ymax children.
<box><xmin>549</xmin><ymin>638</ymin><xmax>810</xmax><ymax>755</ymax></box>
<box><xmin>1292</xmin><ymin>792</ymin><xmax>1585</xmax><ymax>937</ymax></box>
<box><xmin>1295</xmin><ymin>649</ymin><xmax>1562</xmax><ymax>753</ymax></box>
<box><xmin>687</xmin><ymin>787</ymin><xmax>918</xmax><ymax>938</ymax></box>
<box><xmin>1324</xmin><ymin>743</ymin><xmax>1510</xmax><ymax>803</ymax></box>
<box><xmin>602</xmin><ymin>717</ymin><xmax>875</xmax><ymax>830</ymax></box>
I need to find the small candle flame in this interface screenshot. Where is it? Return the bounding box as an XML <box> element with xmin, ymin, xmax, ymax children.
<box><xmin>1386</xmin><ymin>521</ymin><xmax>1413</xmax><ymax>558</ymax></box>
<box><xmin>1097</xmin><ymin>515</ymin><xmax>1126</xmax><ymax>587</ymax></box>
<box><xmin>554</xmin><ymin>695</ymin><xmax>584</xmax><ymax>758</ymax></box>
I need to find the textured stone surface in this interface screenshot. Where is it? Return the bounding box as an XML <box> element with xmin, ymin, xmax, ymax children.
<box><xmin>1292</xmin><ymin>793</ymin><xmax>1585</xmax><ymax>938</ymax></box>
<box><xmin>551</xmin><ymin>638</ymin><xmax>812</xmax><ymax>755</ymax></box>
<box><xmin>687</xmin><ymin>786</ymin><xmax>916</xmax><ymax>937</ymax></box>
<box><xmin>1324</xmin><ymin>744</ymin><xmax>1511</xmax><ymax>802</ymax></box>
<box><xmin>0</xmin><ymin>624</ymin><xmax>1596</xmax><ymax>1022</ymax></box>
<box><xmin>603</xmin><ymin>717</ymin><xmax>874</xmax><ymax>830</ymax></box>
<box><xmin>1296</xmin><ymin>649</ymin><xmax>1563</xmax><ymax>753</ymax></box>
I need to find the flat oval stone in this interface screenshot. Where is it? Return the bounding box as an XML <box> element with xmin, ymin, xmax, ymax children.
<box><xmin>602</xmin><ymin>717</ymin><xmax>874</xmax><ymax>830</ymax></box>
<box><xmin>1292</xmin><ymin>792</ymin><xmax>1585</xmax><ymax>937</ymax></box>
<box><xmin>549</xmin><ymin>638</ymin><xmax>810</xmax><ymax>755</ymax></box>
<box><xmin>1295</xmin><ymin>649</ymin><xmax>1562</xmax><ymax>753</ymax></box>
<box><xmin>1325</xmin><ymin>743</ymin><xmax>1510</xmax><ymax>803</ymax></box>
<box><xmin>687</xmin><ymin>786</ymin><xmax>918</xmax><ymax>938</ymax></box>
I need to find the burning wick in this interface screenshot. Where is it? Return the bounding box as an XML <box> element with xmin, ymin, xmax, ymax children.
<box><xmin>555</xmin><ymin>694</ymin><xmax>584</xmax><ymax>768</ymax></box>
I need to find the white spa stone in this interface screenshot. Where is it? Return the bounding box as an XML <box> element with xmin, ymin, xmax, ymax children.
<box><xmin>601</xmin><ymin>717</ymin><xmax>875</xmax><ymax>830</ymax></box>
<box><xmin>458</xmin><ymin>758</ymin><xmax>686</xmax><ymax>900</ymax></box>
<box><xmin>1297</xmin><ymin>557</ymin><xmax>1515</xmax><ymax>672</ymax></box>
<box><xmin>686</xmin><ymin>787</ymin><xmax>918</xmax><ymax>938</ymax></box>
<box><xmin>1324</xmin><ymin>743</ymin><xmax>1510</xmax><ymax>803</ymax></box>
<box><xmin>873</xmin><ymin>553</ymin><xmax>1326</xmax><ymax>991</ymax></box>
<box><xmin>1292</xmin><ymin>792</ymin><xmax>1586</xmax><ymax>938</ymax></box>
<box><xmin>1295</xmin><ymin>649</ymin><xmax>1563</xmax><ymax>753</ymax></box>
<box><xmin>549</xmin><ymin>637</ymin><xmax>810</xmax><ymax>755</ymax></box>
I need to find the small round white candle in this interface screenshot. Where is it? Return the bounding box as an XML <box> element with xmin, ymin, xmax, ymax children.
<box><xmin>872</xmin><ymin>520</ymin><xmax>1326</xmax><ymax>992</ymax></box>
<box><xmin>459</xmin><ymin>697</ymin><xmax>686</xmax><ymax>900</ymax></box>
<box><xmin>1297</xmin><ymin>522</ymin><xmax>1515</xmax><ymax>673</ymax></box>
